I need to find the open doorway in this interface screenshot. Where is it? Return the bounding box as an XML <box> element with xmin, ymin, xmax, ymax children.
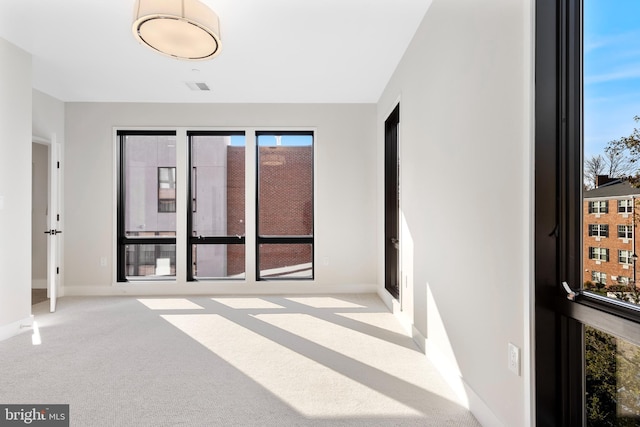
<box><xmin>32</xmin><ymin>136</ymin><xmax>61</xmax><ymax>312</ymax></box>
<box><xmin>32</xmin><ymin>142</ymin><xmax>49</xmax><ymax>305</ymax></box>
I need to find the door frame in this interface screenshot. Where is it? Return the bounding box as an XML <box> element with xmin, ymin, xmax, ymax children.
<box><xmin>32</xmin><ymin>134</ymin><xmax>61</xmax><ymax>313</ymax></box>
<box><xmin>384</xmin><ymin>104</ymin><xmax>400</xmax><ymax>300</ymax></box>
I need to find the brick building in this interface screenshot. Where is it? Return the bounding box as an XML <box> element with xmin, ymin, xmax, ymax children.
<box><xmin>583</xmin><ymin>175</ymin><xmax>640</xmax><ymax>289</ymax></box>
<box><xmin>225</xmin><ymin>144</ymin><xmax>313</xmax><ymax>277</ymax></box>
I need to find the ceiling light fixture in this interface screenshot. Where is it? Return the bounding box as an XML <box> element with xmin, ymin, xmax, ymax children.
<box><xmin>132</xmin><ymin>0</ymin><xmax>222</xmax><ymax>60</ymax></box>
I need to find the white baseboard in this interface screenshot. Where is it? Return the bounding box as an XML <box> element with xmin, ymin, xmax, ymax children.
<box><xmin>393</xmin><ymin>318</ymin><xmax>504</xmax><ymax>427</ymax></box>
<box><xmin>62</xmin><ymin>282</ymin><xmax>377</xmax><ymax>297</ymax></box>
<box><xmin>32</xmin><ymin>279</ymin><xmax>47</xmax><ymax>289</ymax></box>
<box><xmin>377</xmin><ymin>287</ymin><xmax>398</xmax><ymax>311</ymax></box>
<box><xmin>465</xmin><ymin>384</ymin><xmax>504</xmax><ymax>427</ymax></box>
<box><xmin>420</xmin><ymin>332</ymin><xmax>503</xmax><ymax>427</ymax></box>
<box><xmin>0</xmin><ymin>316</ymin><xmax>34</xmax><ymax>343</ymax></box>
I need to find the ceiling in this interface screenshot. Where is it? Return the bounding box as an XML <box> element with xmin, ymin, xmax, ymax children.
<box><xmin>0</xmin><ymin>0</ymin><xmax>431</xmax><ymax>103</ymax></box>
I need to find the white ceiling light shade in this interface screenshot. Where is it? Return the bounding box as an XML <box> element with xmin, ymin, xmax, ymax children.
<box><xmin>132</xmin><ymin>0</ymin><xmax>221</xmax><ymax>60</ymax></box>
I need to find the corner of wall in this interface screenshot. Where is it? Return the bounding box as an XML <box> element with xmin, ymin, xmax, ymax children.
<box><xmin>423</xmin><ymin>336</ymin><xmax>504</xmax><ymax>427</ymax></box>
<box><xmin>0</xmin><ymin>315</ymin><xmax>34</xmax><ymax>343</ymax></box>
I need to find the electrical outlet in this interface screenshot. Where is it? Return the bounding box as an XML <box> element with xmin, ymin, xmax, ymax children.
<box><xmin>508</xmin><ymin>342</ymin><xmax>520</xmax><ymax>376</ymax></box>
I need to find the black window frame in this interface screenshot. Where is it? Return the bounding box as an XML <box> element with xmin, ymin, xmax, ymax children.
<box><xmin>186</xmin><ymin>130</ymin><xmax>246</xmax><ymax>281</ymax></box>
<box><xmin>255</xmin><ymin>130</ymin><xmax>314</xmax><ymax>281</ymax></box>
<box><xmin>535</xmin><ymin>0</ymin><xmax>640</xmax><ymax>424</ymax></box>
<box><xmin>117</xmin><ymin>130</ymin><xmax>177</xmax><ymax>282</ymax></box>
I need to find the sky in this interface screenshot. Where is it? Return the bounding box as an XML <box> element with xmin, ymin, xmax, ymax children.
<box><xmin>584</xmin><ymin>0</ymin><xmax>640</xmax><ymax>159</ymax></box>
<box><xmin>231</xmin><ymin>134</ymin><xmax>313</xmax><ymax>147</ymax></box>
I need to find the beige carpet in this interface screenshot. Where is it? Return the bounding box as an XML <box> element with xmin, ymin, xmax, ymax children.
<box><xmin>0</xmin><ymin>294</ymin><xmax>480</xmax><ymax>426</ymax></box>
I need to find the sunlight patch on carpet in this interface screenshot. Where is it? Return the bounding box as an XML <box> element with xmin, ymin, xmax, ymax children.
<box><xmin>212</xmin><ymin>298</ymin><xmax>285</xmax><ymax>310</ymax></box>
<box><xmin>137</xmin><ymin>299</ymin><xmax>204</xmax><ymax>310</ymax></box>
<box><xmin>161</xmin><ymin>313</ymin><xmax>423</xmax><ymax>418</ymax></box>
<box><xmin>284</xmin><ymin>297</ymin><xmax>365</xmax><ymax>309</ymax></box>
<box><xmin>257</xmin><ymin>313</ymin><xmax>461</xmax><ymax>406</ymax></box>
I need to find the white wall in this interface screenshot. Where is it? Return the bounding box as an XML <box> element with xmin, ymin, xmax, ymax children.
<box><xmin>33</xmin><ymin>89</ymin><xmax>65</xmax><ymax>144</ymax></box>
<box><xmin>63</xmin><ymin>103</ymin><xmax>377</xmax><ymax>295</ymax></box>
<box><xmin>0</xmin><ymin>38</ymin><xmax>32</xmax><ymax>340</ymax></box>
<box><xmin>376</xmin><ymin>0</ymin><xmax>533</xmax><ymax>426</ymax></box>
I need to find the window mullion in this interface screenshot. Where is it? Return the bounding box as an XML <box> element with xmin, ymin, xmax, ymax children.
<box><xmin>175</xmin><ymin>128</ymin><xmax>188</xmax><ymax>283</ymax></box>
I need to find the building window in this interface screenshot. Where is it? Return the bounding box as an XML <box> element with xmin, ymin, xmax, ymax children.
<box><xmin>588</xmin><ymin>224</ymin><xmax>609</xmax><ymax>237</ymax></box>
<box><xmin>618</xmin><ymin>199</ymin><xmax>633</xmax><ymax>213</ymax></box>
<box><xmin>591</xmin><ymin>271</ymin><xmax>607</xmax><ymax>285</ymax></box>
<box><xmin>187</xmin><ymin>131</ymin><xmax>246</xmax><ymax>280</ymax></box>
<box><xmin>158</xmin><ymin>167</ymin><xmax>176</xmax><ymax>212</ymax></box>
<box><xmin>618</xmin><ymin>224</ymin><xmax>633</xmax><ymax>239</ymax></box>
<box><xmin>619</xmin><ymin>249</ymin><xmax>634</xmax><ymax>265</ymax></box>
<box><xmin>256</xmin><ymin>132</ymin><xmax>314</xmax><ymax>280</ymax></box>
<box><xmin>617</xmin><ymin>276</ymin><xmax>631</xmax><ymax>285</ymax></box>
<box><xmin>589</xmin><ymin>247</ymin><xmax>609</xmax><ymax>262</ymax></box>
<box><xmin>117</xmin><ymin>131</ymin><xmax>177</xmax><ymax>281</ymax></box>
<box><xmin>589</xmin><ymin>200</ymin><xmax>608</xmax><ymax>214</ymax></box>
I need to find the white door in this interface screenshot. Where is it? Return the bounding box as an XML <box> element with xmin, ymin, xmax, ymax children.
<box><xmin>47</xmin><ymin>141</ymin><xmax>61</xmax><ymax>312</ymax></box>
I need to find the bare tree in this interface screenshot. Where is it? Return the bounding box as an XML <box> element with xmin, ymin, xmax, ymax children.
<box><xmin>584</xmin><ymin>118</ymin><xmax>639</xmax><ymax>189</ymax></box>
<box><xmin>604</xmin><ymin>145</ymin><xmax>634</xmax><ymax>178</ymax></box>
<box><xmin>584</xmin><ymin>154</ymin><xmax>606</xmax><ymax>189</ymax></box>
<box><xmin>607</xmin><ymin>115</ymin><xmax>640</xmax><ymax>186</ymax></box>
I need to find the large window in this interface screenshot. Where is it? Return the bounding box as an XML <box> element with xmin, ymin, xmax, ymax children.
<box><xmin>117</xmin><ymin>129</ymin><xmax>314</xmax><ymax>282</ymax></box>
<box><xmin>536</xmin><ymin>0</ymin><xmax>640</xmax><ymax>424</ymax></box>
<box><xmin>187</xmin><ymin>131</ymin><xmax>246</xmax><ymax>280</ymax></box>
<box><xmin>256</xmin><ymin>132</ymin><xmax>314</xmax><ymax>280</ymax></box>
<box><xmin>117</xmin><ymin>131</ymin><xmax>177</xmax><ymax>281</ymax></box>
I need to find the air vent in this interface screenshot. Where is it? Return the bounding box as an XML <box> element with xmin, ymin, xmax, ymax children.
<box><xmin>186</xmin><ymin>81</ymin><xmax>211</xmax><ymax>91</ymax></box>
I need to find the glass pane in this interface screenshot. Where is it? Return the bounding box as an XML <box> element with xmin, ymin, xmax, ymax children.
<box><xmin>192</xmin><ymin>244</ymin><xmax>245</xmax><ymax>279</ymax></box>
<box><xmin>582</xmin><ymin>0</ymin><xmax>640</xmax><ymax>307</ymax></box>
<box><xmin>257</xmin><ymin>134</ymin><xmax>313</xmax><ymax>237</ymax></box>
<box><xmin>585</xmin><ymin>325</ymin><xmax>640</xmax><ymax>425</ymax></box>
<box><xmin>125</xmin><ymin>244</ymin><xmax>176</xmax><ymax>279</ymax></box>
<box><xmin>124</xmin><ymin>134</ymin><xmax>176</xmax><ymax>237</ymax></box>
<box><xmin>191</xmin><ymin>134</ymin><xmax>245</xmax><ymax>237</ymax></box>
<box><xmin>258</xmin><ymin>244</ymin><xmax>312</xmax><ymax>279</ymax></box>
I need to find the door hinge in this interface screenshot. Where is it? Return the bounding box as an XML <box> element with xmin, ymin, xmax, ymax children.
<box><xmin>57</xmin><ymin>214</ymin><xmax>60</xmax><ymax>221</ymax></box>
<box><xmin>56</xmin><ymin>267</ymin><xmax>60</xmax><ymax>274</ymax></box>
<box><xmin>57</xmin><ymin>161</ymin><xmax>60</xmax><ymax>169</ymax></box>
